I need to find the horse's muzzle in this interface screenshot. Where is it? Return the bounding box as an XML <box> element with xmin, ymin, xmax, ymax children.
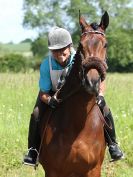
<box><xmin>82</xmin><ymin>69</ymin><xmax>100</xmax><ymax>95</ymax></box>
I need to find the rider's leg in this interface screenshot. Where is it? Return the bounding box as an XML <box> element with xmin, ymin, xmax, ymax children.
<box><xmin>97</xmin><ymin>96</ymin><xmax>123</xmax><ymax>161</ymax></box>
<box><xmin>23</xmin><ymin>92</ymin><xmax>48</xmax><ymax>166</ymax></box>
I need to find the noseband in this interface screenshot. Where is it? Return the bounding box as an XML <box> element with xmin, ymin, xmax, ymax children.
<box><xmin>82</xmin><ymin>57</ymin><xmax>108</xmax><ymax>81</ymax></box>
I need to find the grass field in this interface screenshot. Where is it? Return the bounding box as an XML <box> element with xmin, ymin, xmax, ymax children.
<box><xmin>0</xmin><ymin>42</ymin><xmax>32</xmax><ymax>57</ymax></box>
<box><xmin>0</xmin><ymin>72</ymin><xmax>133</xmax><ymax>177</ymax></box>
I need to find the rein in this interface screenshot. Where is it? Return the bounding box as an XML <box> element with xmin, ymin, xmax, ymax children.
<box><xmin>56</xmin><ymin>81</ymin><xmax>112</xmax><ymax>131</ymax></box>
<box><xmin>37</xmin><ymin>109</ymin><xmax>53</xmax><ymax>166</ymax></box>
<box><xmin>88</xmin><ymin>103</ymin><xmax>113</xmax><ymax>131</ymax></box>
<box><xmin>55</xmin><ymin>82</ymin><xmax>82</xmax><ymax>103</ymax></box>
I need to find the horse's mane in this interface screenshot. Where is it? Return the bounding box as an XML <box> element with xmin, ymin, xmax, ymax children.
<box><xmin>58</xmin><ymin>43</ymin><xmax>83</xmax><ymax>99</ymax></box>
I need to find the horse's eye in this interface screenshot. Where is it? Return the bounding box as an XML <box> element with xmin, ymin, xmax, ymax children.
<box><xmin>104</xmin><ymin>43</ymin><xmax>108</xmax><ymax>48</ymax></box>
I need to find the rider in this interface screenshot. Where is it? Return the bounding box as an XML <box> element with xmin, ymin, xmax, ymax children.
<box><xmin>23</xmin><ymin>26</ymin><xmax>123</xmax><ymax>167</ymax></box>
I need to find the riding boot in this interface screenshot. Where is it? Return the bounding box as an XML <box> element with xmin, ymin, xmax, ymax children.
<box><xmin>103</xmin><ymin>108</ymin><xmax>124</xmax><ymax>161</ymax></box>
<box><xmin>23</xmin><ymin>113</ymin><xmax>40</xmax><ymax>166</ymax></box>
<box><xmin>23</xmin><ymin>92</ymin><xmax>47</xmax><ymax>167</ymax></box>
<box><xmin>97</xmin><ymin>95</ymin><xmax>123</xmax><ymax>161</ymax></box>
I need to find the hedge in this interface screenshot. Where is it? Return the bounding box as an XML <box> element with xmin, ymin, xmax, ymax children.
<box><xmin>0</xmin><ymin>54</ymin><xmax>35</xmax><ymax>72</ymax></box>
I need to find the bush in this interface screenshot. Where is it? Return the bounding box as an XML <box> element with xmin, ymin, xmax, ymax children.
<box><xmin>0</xmin><ymin>54</ymin><xmax>31</xmax><ymax>72</ymax></box>
<box><xmin>31</xmin><ymin>35</ymin><xmax>48</xmax><ymax>58</ymax></box>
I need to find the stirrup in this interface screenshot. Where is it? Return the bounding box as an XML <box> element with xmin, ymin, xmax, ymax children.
<box><xmin>23</xmin><ymin>148</ymin><xmax>39</xmax><ymax>169</ymax></box>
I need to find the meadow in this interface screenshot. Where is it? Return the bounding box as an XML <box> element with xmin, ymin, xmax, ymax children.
<box><xmin>0</xmin><ymin>42</ymin><xmax>32</xmax><ymax>57</ymax></box>
<box><xmin>0</xmin><ymin>72</ymin><xmax>133</xmax><ymax>177</ymax></box>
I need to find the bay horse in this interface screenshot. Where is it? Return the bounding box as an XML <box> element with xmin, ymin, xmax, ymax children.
<box><xmin>39</xmin><ymin>11</ymin><xmax>109</xmax><ymax>177</ymax></box>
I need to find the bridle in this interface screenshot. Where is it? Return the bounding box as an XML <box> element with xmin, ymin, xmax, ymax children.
<box><xmin>79</xmin><ymin>29</ymin><xmax>108</xmax><ymax>86</ymax></box>
<box><xmin>81</xmin><ymin>30</ymin><xmax>105</xmax><ymax>36</ymax></box>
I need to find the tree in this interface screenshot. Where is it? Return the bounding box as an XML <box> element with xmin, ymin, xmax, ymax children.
<box><xmin>23</xmin><ymin>0</ymin><xmax>68</xmax><ymax>33</ymax></box>
<box><xmin>31</xmin><ymin>35</ymin><xmax>48</xmax><ymax>57</ymax></box>
<box><xmin>20</xmin><ymin>38</ymin><xmax>32</xmax><ymax>43</ymax></box>
<box><xmin>23</xmin><ymin>0</ymin><xmax>133</xmax><ymax>33</ymax></box>
<box><xmin>108</xmin><ymin>29</ymin><xmax>133</xmax><ymax>72</ymax></box>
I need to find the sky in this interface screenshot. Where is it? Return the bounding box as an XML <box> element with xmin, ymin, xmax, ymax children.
<box><xmin>0</xmin><ymin>0</ymin><xmax>37</xmax><ymax>44</ymax></box>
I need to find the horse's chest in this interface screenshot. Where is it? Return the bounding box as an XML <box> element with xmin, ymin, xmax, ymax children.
<box><xmin>45</xmin><ymin>135</ymin><xmax>98</xmax><ymax>172</ymax></box>
<box><xmin>68</xmin><ymin>139</ymin><xmax>97</xmax><ymax>167</ymax></box>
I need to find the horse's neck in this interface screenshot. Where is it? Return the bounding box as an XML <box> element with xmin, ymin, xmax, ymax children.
<box><xmin>67</xmin><ymin>91</ymin><xmax>96</xmax><ymax>116</ymax></box>
<box><xmin>60</xmin><ymin>91</ymin><xmax>96</xmax><ymax>130</ymax></box>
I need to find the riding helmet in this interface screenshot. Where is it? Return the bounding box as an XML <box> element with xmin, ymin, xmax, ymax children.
<box><xmin>48</xmin><ymin>27</ymin><xmax>72</xmax><ymax>50</ymax></box>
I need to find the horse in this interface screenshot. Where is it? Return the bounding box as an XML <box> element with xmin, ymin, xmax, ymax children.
<box><xmin>39</xmin><ymin>11</ymin><xmax>109</xmax><ymax>177</ymax></box>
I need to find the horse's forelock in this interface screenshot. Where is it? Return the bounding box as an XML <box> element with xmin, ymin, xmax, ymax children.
<box><xmin>90</xmin><ymin>22</ymin><xmax>99</xmax><ymax>30</ymax></box>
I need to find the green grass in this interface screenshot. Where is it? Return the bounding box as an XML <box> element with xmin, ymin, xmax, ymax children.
<box><xmin>0</xmin><ymin>73</ymin><xmax>133</xmax><ymax>176</ymax></box>
<box><xmin>0</xmin><ymin>42</ymin><xmax>32</xmax><ymax>56</ymax></box>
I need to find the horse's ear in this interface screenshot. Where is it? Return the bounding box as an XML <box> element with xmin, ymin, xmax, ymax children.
<box><xmin>79</xmin><ymin>16</ymin><xmax>88</xmax><ymax>32</ymax></box>
<box><xmin>99</xmin><ymin>11</ymin><xmax>109</xmax><ymax>30</ymax></box>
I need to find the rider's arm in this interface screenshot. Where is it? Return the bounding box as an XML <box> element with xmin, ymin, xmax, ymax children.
<box><xmin>39</xmin><ymin>58</ymin><xmax>52</xmax><ymax>104</ymax></box>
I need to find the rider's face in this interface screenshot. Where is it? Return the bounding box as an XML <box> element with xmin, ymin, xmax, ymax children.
<box><xmin>51</xmin><ymin>45</ymin><xmax>71</xmax><ymax>67</ymax></box>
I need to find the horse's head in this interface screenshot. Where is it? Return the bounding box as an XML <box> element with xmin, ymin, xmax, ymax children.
<box><xmin>79</xmin><ymin>11</ymin><xmax>109</xmax><ymax>95</ymax></box>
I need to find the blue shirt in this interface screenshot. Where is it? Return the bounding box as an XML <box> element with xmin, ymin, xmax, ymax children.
<box><xmin>39</xmin><ymin>51</ymin><xmax>75</xmax><ymax>93</ymax></box>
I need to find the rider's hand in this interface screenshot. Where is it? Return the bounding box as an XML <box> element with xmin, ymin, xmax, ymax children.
<box><xmin>48</xmin><ymin>95</ymin><xmax>60</xmax><ymax>109</ymax></box>
<box><xmin>97</xmin><ymin>95</ymin><xmax>106</xmax><ymax>109</ymax></box>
